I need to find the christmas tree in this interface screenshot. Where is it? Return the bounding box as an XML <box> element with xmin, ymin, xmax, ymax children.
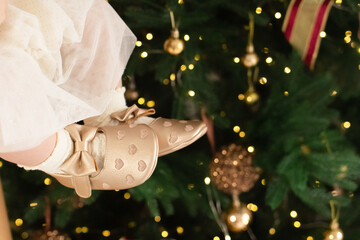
<box><xmin>1</xmin><ymin>0</ymin><xmax>360</xmax><ymax>239</ymax></box>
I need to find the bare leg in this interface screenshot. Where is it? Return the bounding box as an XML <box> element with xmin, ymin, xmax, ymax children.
<box><xmin>0</xmin><ymin>134</ymin><xmax>56</xmax><ymax>167</ymax></box>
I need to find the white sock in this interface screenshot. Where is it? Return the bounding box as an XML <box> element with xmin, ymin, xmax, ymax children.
<box><xmin>20</xmin><ymin>130</ymin><xmax>106</xmax><ymax>174</ymax></box>
<box><xmin>84</xmin><ymin>87</ymin><xmax>154</xmax><ymax>127</ymax></box>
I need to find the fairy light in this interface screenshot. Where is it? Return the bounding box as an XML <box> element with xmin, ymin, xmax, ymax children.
<box><xmin>357</xmin><ymin>48</ymin><xmax>360</xmax><ymax>54</ymax></box>
<box><xmin>82</xmin><ymin>227</ymin><xmax>89</xmax><ymax>233</ymax></box>
<box><xmin>170</xmin><ymin>73</ymin><xmax>176</xmax><ymax>81</ymax></box>
<box><xmin>188</xmin><ymin>64</ymin><xmax>195</xmax><ymax>70</ymax></box>
<box><xmin>344</xmin><ymin>36</ymin><xmax>351</xmax><ymax>43</ymax></box>
<box><xmin>238</xmin><ymin>94</ymin><xmax>245</xmax><ymax>101</ymax></box>
<box><xmin>342</xmin><ymin>121</ymin><xmax>351</xmax><ymax>129</ymax></box>
<box><xmin>188</xmin><ymin>90</ymin><xmax>195</xmax><ymax>97</ymax></box>
<box><xmin>15</xmin><ymin>218</ymin><xmax>23</xmax><ymax>227</ymax></box>
<box><xmin>30</xmin><ymin>202</ymin><xmax>38</xmax><ymax>207</ymax></box>
<box><xmin>275</xmin><ymin>12</ymin><xmax>282</xmax><ymax>19</ymax></box>
<box><xmin>320</xmin><ymin>31</ymin><xmax>327</xmax><ymax>38</ymax></box>
<box><xmin>335</xmin><ymin>0</ymin><xmax>342</xmax><ymax>4</ymax></box>
<box><xmin>265</xmin><ymin>57</ymin><xmax>273</xmax><ymax>64</ymax></box>
<box><xmin>284</xmin><ymin>91</ymin><xmax>289</xmax><ymax>96</ymax></box>
<box><xmin>239</xmin><ymin>131</ymin><xmax>245</xmax><ymax>138</ymax></box>
<box><xmin>261</xmin><ymin>178</ymin><xmax>266</xmax><ymax>186</ymax></box>
<box><xmin>284</xmin><ymin>67</ymin><xmax>291</xmax><ymax>74</ymax></box>
<box><xmin>124</xmin><ymin>192</ymin><xmax>131</xmax><ymax>199</ymax></box>
<box><xmin>290</xmin><ymin>210</ymin><xmax>298</xmax><ymax>218</ymax></box>
<box><xmin>269</xmin><ymin>228</ymin><xmax>276</xmax><ymax>235</ymax></box>
<box><xmin>176</xmin><ymin>226</ymin><xmax>184</xmax><ymax>234</ymax></box>
<box><xmin>140</xmin><ymin>51</ymin><xmax>148</xmax><ymax>58</ymax></box>
<box><xmin>128</xmin><ymin>221</ymin><xmax>136</xmax><ymax>228</ymax></box>
<box><xmin>0</xmin><ymin>161</ymin><xmax>2</xmax><ymax>168</ymax></box>
<box><xmin>44</xmin><ymin>178</ymin><xmax>52</xmax><ymax>186</ymax></box>
<box><xmin>181</xmin><ymin>65</ymin><xmax>187</xmax><ymax>71</ymax></box>
<box><xmin>194</xmin><ymin>54</ymin><xmax>200</xmax><ymax>61</ymax></box>
<box><xmin>137</xmin><ymin>97</ymin><xmax>145</xmax><ymax>105</ymax></box>
<box><xmin>199</xmin><ymin>36</ymin><xmax>203</xmax><ymax>40</ymax></box>
<box><xmin>259</xmin><ymin>77</ymin><xmax>267</xmax><ymax>84</ymax></box>
<box><xmin>102</xmin><ymin>230</ymin><xmax>111</xmax><ymax>237</ymax></box>
<box><xmin>213</xmin><ymin>237</ymin><xmax>220</xmax><ymax>240</ymax></box>
<box><xmin>247</xmin><ymin>203</ymin><xmax>258</xmax><ymax>212</ymax></box>
<box><xmin>204</xmin><ymin>177</ymin><xmax>211</xmax><ymax>185</ymax></box>
<box><xmin>255</xmin><ymin>7</ymin><xmax>262</xmax><ymax>14</ymax></box>
<box><xmin>21</xmin><ymin>232</ymin><xmax>29</xmax><ymax>239</ymax></box>
<box><xmin>331</xmin><ymin>90</ymin><xmax>338</xmax><ymax>96</ymax></box>
<box><xmin>247</xmin><ymin>146</ymin><xmax>255</xmax><ymax>153</ymax></box>
<box><xmin>233</xmin><ymin>57</ymin><xmax>240</xmax><ymax>63</ymax></box>
<box><xmin>184</xmin><ymin>34</ymin><xmax>190</xmax><ymax>41</ymax></box>
<box><xmin>161</xmin><ymin>230</ymin><xmax>169</xmax><ymax>238</ymax></box>
<box><xmin>146</xmin><ymin>100</ymin><xmax>155</xmax><ymax>108</ymax></box>
<box><xmin>225</xmin><ymin>235</ymin><xmax>231</xmax><ymax>240</ymax></box>
<box><xmin>163</xmin><ymin>79</ymin><xmax>170</xmax><ymax>85</ymax></box>
<box><xmin>293</xmin><ymin>221</ymin><xmax>301</xmax><ymax>228</ymax></box>
<box><xmin>146</xmin><ymin>33</ymin><xmax>153</xmax><ymax>40</ymax></box>
<box><xmin>136</xmin><ymin>41</ymin><xmax>142</xmax><ymax>47</ymax></box>
<box><xmin>154</xmin><ymin>216</ymin><xmax>161</xmax><ymax>222</ymax></box>
<box><xmin>233</xmin><ymin>126</ymin><xmax>240</xmax><ymax>133</ymax></box>
<box><xmin>178</xmin><ymin>0</ymin><xmax>184</xmax><ymax>4</ymax></box>
<box><xmin>307</xmin><ymin>237</ymin><xmax>314</xmax><ymax>240</ymax></box>
<box><xmin>75</xmin><ymin>227</ymin><xmax>82</xmax><ymax>234</ymax></box>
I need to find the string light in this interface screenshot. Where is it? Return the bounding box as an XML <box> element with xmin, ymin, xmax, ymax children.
<box><xmin>261</xmin><ymin>179</ymin><xmax>266</xmax><ymax>186</ymax></box>
<box><xmin>188</xmin><ymin>64</ymin><xmax>195</xmax><ymax>70</ymax></box>
<box><xmin>269</xmin><ymin>228</ymin><xmax>276</xmax><ymax>235</ymax></box>
<box><xmin>284</xmin><ymin>91</ymin><xmax>289</xmax><ymax>96</ymax></box>
<box><xmin>239</xmin><ymin>131</ymin><xmax>245</xmax><ymax>138</ymax></box>
<box><xmin>233</xmin><ymin>126</ymin><xmax>240</xmax><ymax>133</ymax></box>
<box><xmin>233</xmin><ymin>57</ymin><xmax>240</xmax><ymax>63</ymax></box>
<box><xmin>247</xmin><ymin>146</ymin><xmax>255</xmax><ymax>153</ymax></box>
<box><xmin>320</xmin><ymin>31</ymin><xmax>327</xmax><ymax>38</ymax></box>
<box><xmin>255</xmin><ymin>7</ymin><xmax>262</xmax><ymax>14</ymax></box>
<box><xmin>187</xmin><ymin>184</ymin><xmax>195</xmax><ymax>190</ymax></box>
<box><xmin>238</xmin><ymin>94</ymin><xmax>245</xmax><ymax>101</ymax></box>
<box><xmin>265</xmin><ymin>57</ymin><xmax>273</xmax><ymax>64</ymax></box>
<box><xmin>293</xmin><ymin>221</ymin><xmax>301</xmax><ymax>228</ymax></box>
<box><xmin>15</xmin><ymin>218</ymin><xmax>23</xmax><ymax>227</ymax></box>
<box><xmin>176</xmin><ymin>226</ymin><xmax>184</xmax><ymax>234</ymax></box>
<box><xmin>344</xmin><ymin>36</ymin><xmax>351</xmax><ymax>43</ymax></box>
<box><xmin>247</xmin><ymin>203</ymin><xmax>258</xmax><ymax>212</ymax></box>
<box><xmin>82</xmin><ymin>227</ymin><xmax>89</xmax><ymax>233</ymax></box>
<box><xmin>194</xmin><ymin>54</ymin><xmax>200</xmax><ymax>61</ymax></box>
<box><xmin>146</xmin><ymin>33</ymin><xmax>153</xmax><ymax>40</ymax></box>
<box><xmin>284</xmin><ymin>67</ymin><xmax>291</xmax><ymax>74</ymax></box>
<box><xmin>225</xmin><ymin>235</ymin><xmax>231</xmax><ymax>240</ymax></box>
<box><xmin>199</xmin><ymin>36</ymin><xmax>203</xmax><ymax>40</ymax></box>
<box><xmin>335</xmin><ymin>0</ymin><xmax>342</xmax><ymax>5</ymax></box>
<box><xmin>137</xmin><ymin>97</ymin><xmax>145</xmax><ymax>105</ymax></box>
<box><xmin>259</xmin><ymin>77</ymin><xmax>267</xmax><ymax>84</ymax></box>
<box><xmin>181</xmin><ymin>65</ymin><xmax>187</xmax><ymax>71</ymax></box>
<box><xmin>342</xmin><ymin>121</ymin><xmax>351</xmax><ymax>129</ymax></box>
<box><xmin>188</xmin><ymin>90</ymin><xmax>195</xmax><ymax>97</ymax></box>
<box><xmin>274</xmin><ymin>12</ymin><xmax>282</xmax><ymax>19</ymax></box>
<box><xmin>154</xmin><ymin>216</ymin><xmax>161</xmax><ymax>222</ymax></box>
<box><xmin>44</xmin><ymin>178</ymin><xmax>52</xmax><ymax>185</ymax></box>
<box><xmin>75</xmin><ymin>227</ymin><xmax>82</xmax><ymax>234</ymax></box>
<box><xmin>135</xmin><ymin>41</ymin><xmax>142</xmax><ymax>47</ymax></box>
<box><xmin>163</xmin><ymin>79</ymin><xmax>170</xmax><ymax>85</ymax></box>
<box><xmin>29</xmin><ymin>202</ymin><xmax>38</xmax><ymax>207</ymax></box>
<box><xmin>21</xmin><ymin>232</ymin><xmax>29</xmax><ymax>239</ymax></box>
<box><xmin>170</xmin><ymin>73</ymin><xmax>176</xmax><ymax>81</ymax></box>
<box><xmin>184</xmin><ymin>34</ymin><xmax>190</xmax><ymax>41</ymax></box>
<box><xmin>102</xmin><ymin>230</ymin><xmax>111</xmax><ymax>237</ymax></box>
<box><xmin>213</xmin><ymin>237</ymin><xmax>220</xmax><ymax>240</ymax></box>
<box><xmin>0</xmin><ymin>161</ymin><xmax>2</xmax><ymax>168</ymax></box>
<box><xmin>290</xmin><ymin>210</ymin><xmax>298</xmax><ymax>218</ymax></box>
<box><xmin>161</xmin><ymin>230</ymin><xmax>169</xmax><ymax>238</ymax></box>
<box><xmin>330</xmin><ymin>90</ymin><xmax>338</xmax><ymax>96</ymax></box>
<box><xmin>147</xmin><ymin>100</ymin><xmax>155</xmax><ymax>108</ymax></box>
<box><xmin>204</xmin><ymin>177</ymin><xmax>211</xmax><ymax>185</ymax></box>
<box><xmin>307</xmin><ymin>237</ymin><xmax>314</xmax><ymax>240</ymax></box>
<box><xmin>140</xmin><ymin>51</ymin><xmax>148</xmax><ymax>58</ymax></box>
<box><xmin>178</xmin><ymin>0</ymin><xmax>184</xmax><ymax>4</ymax></box>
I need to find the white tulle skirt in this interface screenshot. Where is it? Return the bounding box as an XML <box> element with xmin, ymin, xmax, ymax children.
<box><xmin>0</xmin><ymin>0</ymin><xmax>136</xmax><ymax>152</ymax></box>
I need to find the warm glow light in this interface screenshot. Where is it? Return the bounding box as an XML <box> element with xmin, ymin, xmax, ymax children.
<box><xmin>44</xmin><ymin>178</ymin><xmax>52</xmax><ymax>185</ymax></box>
<box><xmin>238</xmin><ymin>94</ymin><xmax>245</xmax><ymax>101</ymax></box>
<box><xmin>178</xmin><ymin>0</ymin><xmax>184</xmax><ymax>4</ymax></box>
<box><xmin>124</xmin><ymin>192</ymin><xmax>131</xmax><ymax>200</ymax></box>
<box><xmin>225</xmin><ymin>235</ymin><xmax>231</xmax><ymax>240</ymax></box>
<box><xmin>75</xmin><ymin>227</ymin><xmax>82</xmax><ymax>234</ymax></box>
<box><xmin>331</xmin><ymin>90</ymin><xmax>338</xmax><ymax>96</ymax></box>
<box><xmin>213</xmin><ymin>237</ymin><xmax>220</xmax><ymax>240</ymax></box>
<box><xmin>344</xmin><ymin>36</ymin><xmax>351</xmax><ymax>43</ymax></box>
<box><xmin>343</xmin><ymin>121</ymin><xmax>351</xmax><ymax>129</ymax></box>
<box><xmin>102</xmin><ymin>230</ymin><xmax>111</xmax><ymax>237</ymax></box>
<box><xmin>275</xmin><ymin>12</ymin><xmax>282</xmax><ymax>19</ymax></box>
<box><xmin>247</xmin><ymin>146</ymin><xmax>255</xmax><ymax>153</ymax></box>
<box><xmin>261</xmin><ymin>178</ymin><xmax>266</xmax><ymax>186</ymax></box>
<box><xmin>15</xmin><ymin>218</ymin><xmax>23</xmax><ymax>227</ymax></box>
<box><xmin>163</xmin><ymin>79</ymin><xmax>170</xmax><ymax>85</ymax></box>
<box><xmin>293</xmin><ymin>221</ymin><xmax>301</xmax><ymax>228</ymax></box>
<box><xmin>146</xmin><ymin>33</ymin><xmax>153</xmax><ymax>40</ymax></box>
<box><xmin>284</xmin><ymin>67</ymin><xmax>291</xmax><ymax>74</ymax></box>
<box><xmin>194</xmin><ymin>54</ymin><xmax>200</xmax><ymax>61</ymax></box>
<box><xmin>266</xmin><ymin>57</ymin><xmax>273</xmax><ymax>64</ymax></box>
<box><xmin>30</xmin><ymin>202</ymin><xmax>38</xmax><ymax>207</ymax></box>
<box><xmin>141</xmin><ymin>51</ymin><xmax>148</xmax><ymax>58</ymax></box>
<box><xmin>137</xmin><ymin>97</ymin><xmax>145</xmax><ymax>105</ymax></box>
<box><xmin>181</xmin><ymin>65</ymin><xmax>187</xmax><ymax>71</ymax></box>
<box><xmin>147</xmin><ymin>100</ymin><xmax>155</xmax><ymax>108</ymax></box>
<box><xmin>307</xmin><ymin>236</ymin><xmax>314</xmax><ymax>240</ymax></box>
<box><xmin>255</xmin><ymin>7</ymin><xmax>262</xmax><ymax>14</ymax></box>
<box><xmin>176</xmin><ymin>226</ymin><xmax>184</xmax><ymax>234</ymax></box>
<box><xmin>247</xmin><ymin>203</ymin><xmax>258</xmax><ymax>212</ymax></box>
<box><xmin>234</xmin><ymin>57</ymin><xmax>240</xmax><ymax>63</ymax></box>
<box><xmin>239</xmin><ymin>131</ymin><xmax>246</xmax><ymax>138</ymax></box>
<box><xmin>290</xmin><ymin>210</ymin><xmax>298</xmax><ymax>218</ymax></box>
<box><xmin>170</xmin><ymin>73</ymin><xmax>176</xmax><ymax>81</ymax></box>
<box><xmin>154</xmin><ymin>216</ymin><xmax>161</xmax><ymax>222</ymax></box>
<box><xmin>204</xmin><ymin>177</ymin><xmax>211</xmax><ymax>185</ymax></box>
<box><xmin>284</xmin><ymin>91</ymin><xmax>289</xmax><ymax>96</ymax></box>
<box><xmin>335</xmin><ymin>0</ymin><xmax>342</xmax><ymax>5</ymax></box>
<box><xmin>161</xmin><ymin>230</ymin><xmax>169</xmax><ymax>238</ymax></box>
<box><xmin>136</xmin><ymin>41</ymin><xmax>142</xmax><ymax>47</ymax></box>
<box><xmin>269</xmin><ymin>228</ymin><xmax>276</xmax><ymax>235</ymax></box>
<box><xmin>0</xmin><ymin>161</ymin><xmax>2</xmax><ymax>168</ymax></box>
<box><xmin>320</xmin><ymin>31</ymin><xmax>327</xmax><ymax>38</ymax></box>
<box><xmin>82</xmin><ymin>227</ymin><xmax>89</xmax><ymax>233</ymax></box>
<box><xmin>233</xmin><ymin>126</ymin><xmax>240</xmax><ymax>133</ymax></box>
<box><xmin>188</xmin><ymin>90</ymin><xmax>195</xmax><ymax>97</ymax></box>
<box><xmin>229</xmin><ymin>215</ymin><xmax>237</xmax><ymax>222</ymax></box>
<box><xmin>21</xmin><ymin>232</ymin><xmax>29</xmax><ymax>239</ymax></box>
<box><xmin>184</xmin><ymin>34</ymin><xmax>190</xmax><ymax>41</ymax></box>
<box><xmin>259</xmin><ymin>77</ymin><xmax>267</xmax><ymax>84</ymax></box>
<box><xmin>188</xmin><ymin>64</ymin><xmax>195</xmax><ymax>70</ymax></box>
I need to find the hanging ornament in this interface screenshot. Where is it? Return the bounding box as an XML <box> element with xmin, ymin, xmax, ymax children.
<box><xmin>210</xmin><ymin>144</ymin><xmax>259</xmax><ymax>196</ymax></box>
<box><xmin>124</xmin><ymin>76</ymin><xmax>139</xmax><ymax>102</ymax></box>
<box><xmin>242</xmin><ymin>43</ymin><xmax>259</xmax><ymax>68</ymax></box>
<box><xmin>324</xmin><ymin>201</ymin><xmax>343</xmax><ymax>240</ymax></box>
<box><xmin>30</xmin><ymin>229</ymin><xmax>71</xmax><ymax>240</ymax></box>
<box><xmin>244</xmin><ymin>85</ymin><xmax>259</xmax><ymax>105</ymax></box>
<box><xmin>224</xmin><ymin>194</ymin><xmax>252</xmax><ymax>232</ymax></box>
<box><xmin>164</xmin><ymin>10</ymin><xmax>184</xmax><ymax>55</ymax></box>
<box><xmin>282</xmin><ymin>0</ymin><xmax>333</xmax><ymax>69</ymax></box>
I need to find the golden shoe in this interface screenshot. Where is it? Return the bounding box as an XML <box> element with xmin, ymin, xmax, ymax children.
<box><xmin>110</xmin><ymin>105</ymin><xmax>207</xmax><ymax>157</ymax></box>
<box><xmin>50</xmin><ymin>123</ymin><xmax>158</xmax><ymax>198</ymax></box>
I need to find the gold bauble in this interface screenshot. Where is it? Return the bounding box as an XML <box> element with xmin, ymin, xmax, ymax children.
<box><xmin>30</xmin><ymin>229</ymin><xmax>71</xmax><ymax>240</ymax></box>
<box><xmin>225</xmin><ymin>204</ymin><xmax>252</xmax><ymax>232</ymax></box>
<box><xmin>125</xmin><ymin>89</ymin><xmax>139</xmax><ymax>101</ymax></box>
<box><xmin>164</xmin><ymin>28</ymin><xmax>185</xmax><ymax>55</ymax></box>
<box><xmin>209</xmin><ymin>144</ymin><xmax>259</xmax><ymax>195</ymax></box>
<box><xmin>244</xmin><ymin>87</ymin><xmax>259</xmax><ymax>105</ymax></box>
<box><xmin>324</xmin><ymin>221</ymin><xmax>344</xmax><ymax>240</ymax></box>
<box><xmin>241</xmin><ymin>43</ymin><xmax>259</xmax><ymax>68</ymax></box>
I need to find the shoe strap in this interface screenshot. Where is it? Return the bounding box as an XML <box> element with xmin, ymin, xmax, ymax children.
<box><xmin>110</xmin><ymin>104</ymin><xmax>155</xmax><ymax>124</ymax></box>
<box><xmin>62</xmin><ymin>124</ymin><xmax>98</xmax><ymax>198</ymax></box>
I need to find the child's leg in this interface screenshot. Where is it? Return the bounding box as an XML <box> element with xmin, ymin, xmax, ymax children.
<box><xmin>0</xmin><ymin>134</ymin><xmax>56</xmax><ymax>167</ymax></box>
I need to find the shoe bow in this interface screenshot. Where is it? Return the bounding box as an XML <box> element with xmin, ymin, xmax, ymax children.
<box><xmin>110</xmin><ymin>104</ymin><xmax>155</xmax><ymax>124</ymax></box>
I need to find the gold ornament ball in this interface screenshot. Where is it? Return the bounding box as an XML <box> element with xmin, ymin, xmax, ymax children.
<box><xmin>164</xmin><ymin>29</ymin><xmax>185</xmax><ymax>55</ymax></box>
<box><xmin>30</xmin><ymin>229</ymin><xmax>71</xmax><ymax>240</ymax></box>
<box><xmin>324</xmin><ymin>229</ymin><xmax>344</xmax><ymax>240</ymax></box>
<box><xmin>244</xmin><ymin>88</ymin><xmax>259</xmax><ymax>105</ymax></box>
<box><xmin>125</xmin><ymin>89</ymin><xmax>139</xmax><ymax>101</ymax></box>
<box><xmin>209</xmin><ymin>144</ymin><xmax>259</xmax><ymax>195</ymax></box>
<box><xmin>225</xmin><ymin>205</ymin><xmax>252</xmax><ymax>232</ymax></box>
<box><xmin>241</xmin><ymin>43</ymin><xmax>259</xmax><ymax>68</ymax></box>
